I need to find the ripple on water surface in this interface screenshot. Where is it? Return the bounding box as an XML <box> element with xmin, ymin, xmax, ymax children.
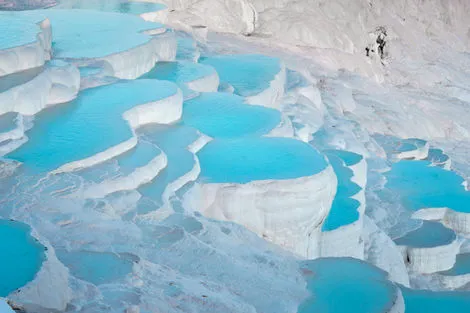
<box><xmin>0</xmin><ymin>220</ymin><xmax>45</xmax><ymax>297</ymax></box>
<box><xmin>198</xmin><ymin>137</ymin><xmax>327</xmax><ymax>184</ymax></box>
<box><xmin>183</xmin><ymin>92</ymin><xmax>281</xmax><ymax>138</ymax></box>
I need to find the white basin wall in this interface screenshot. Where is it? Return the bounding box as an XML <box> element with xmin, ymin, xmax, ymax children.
<box><xmin>92</xmin><ymin>31</ymin><xmax>177</xmax><ymax>79</ymax></box>
<box><xmin>319</xmin><ymin>218</ymin><xmax>364</xmax><ymax>259</ymax></box>
<box><xmin>319</xmin><ymin>155</ymin><xmax>367</xmax><ymax>258</ymax></box>
<box><xmin>245</xmin><ymin>65</ymin><xmax>286</xmax><ymax>110</ymax></box>
<box><xmin>0</xmin><ymin>18</ymin><xmax>52</xmax><ymax>77</ymax></box>
<box><xmin>0</xmin><ymin>62</ymin><xmax>80</xmax><ymax>116</ymax></box>
<box><xmin>55</xmin><ymin>88</ymin><xmax>183</xmax><ymax>173</ymax></box>
<box><xmin>398</xmin><ymin>240</ymin><xmax>460</xmax><ymax>274</ymax></box>
<box><xmin>7</xmin><ymin>230</ymin><xmax>71</xmax><ymax>311</ymax></box>
<box><xmin>188</xmin><ymin>164</ymin><xmax>337</xmax><ymax>259</ymax></box>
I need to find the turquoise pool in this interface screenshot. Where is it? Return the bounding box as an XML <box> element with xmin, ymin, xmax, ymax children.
<box><xmin>183</xmin><ymin>92</ymin><xmax>281</xmax><ymax>138</ymax></box>
<box><xmin>394</xmin><ymin>221</ymin><xmax>456</xmax><ymax>248</ymax></box>
<box><xmin>298</xmin><ymin>258</ymin><xmax>398</xmax><ymax>313</ymax></box>
<box><xmin>200</xmin><ymin>54</ymin><xmax>281</xmax><ymax>97</ymax></box>
<box><xmin>322</xmin><ymin>153</ymin><xmax>362</xmax><ymax>231</ymax></box>
<box><xmin>7</xmin><ymin>80</ymin><xmax>177</xmax><ymax>173</ymax></box>
<box><xmin>198</xmin><ymin>137</ymin><xmax>327</xmax><ymax>184</ymax></box>
<box><xmin>0</xmin><ymin>220</ymin><xmax>45</xmax><ymax>297</ymax></box>
<box><xmin>56</xmin><ymin>250</ymin><xmax>136</xmax><ymax>285</ymax></box>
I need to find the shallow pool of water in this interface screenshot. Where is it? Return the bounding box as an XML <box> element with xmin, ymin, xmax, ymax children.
<box><xmin>12</xmin><ymin>9</ymin><xmax>163</xmax><ymax>59</ymax></box>
<box><xmin>322</xmin><ymin>153</ymin><xmax>361</xmax><ymax>231</ymax></box>
<box><xmin>0</xmin><ymin>219</ymin><xmax>45</xmax><ymax>297</ymax></box>
<box><xmin>298</xmin><ymin>258</ymin><xmax>397</xmax><ymax>313</ymax></box>
<box><xmin>394</xmin><ymin>221</ymin><xmax>456</xmax><ymax>248</ymax></box>
<box><xmin>402</xmin><ymin>287</ymin><xmax>470</xmax><ymax>313</ymax></box>
<box><xmin>8</xmin><ymin>80</ymin><xmax>177</xmax><ymax>173</ymax></box>
<box><xmin>439</xmin><ymin>253</ymin><xmax>470</xmax><ymax>276</ymax></box>
<box><xmin>200</xmin><ymin>54</ymin><xmax>281</xmax><ymax>97</ymax></box>
<box><xmin>183</xmin><ymin>92</ymin><xmax>281</xmax><ymax>138</ymax></box>
<box><xmin>56</xmin><ymin>250</ymin><xmax>136</xmax><ymax>285</ymax></box>
<box><xmin>53</xmin><ymin>0</ymin><xmax>166</xmax><ymax>15</ymax></box>
<box><xmin>198</xmin><ymin>137</ymin><xmax>327</xmax><ymax>184</ymax></box>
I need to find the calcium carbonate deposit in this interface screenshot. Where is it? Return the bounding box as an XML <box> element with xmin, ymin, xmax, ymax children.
<box><xmin>0</xmin><ymin>0</ymin><xmax>470</xmax><ymax>312</ymax></box>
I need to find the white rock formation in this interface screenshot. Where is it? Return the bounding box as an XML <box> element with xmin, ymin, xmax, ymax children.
<box><xmin>245</xmin><ymin>64</ymin><xmax>286</xmax><ymax>109</ymax></box>
<box><xmin>186</xmin><ymin>164</ymin><xmax>337</xmax><ymax>259</ymax></box>
<box><xmin>319</xmin><ymin>155</ymin><xmax>367</xmax><ymax>259</ymax></box>
<box><xmin>54</xmin><ymin>88</ymin><xmax>183</xmax><ymax>173</ymax></box>
<box><xmin>8</xmin><ymin>234</ymin><xmax>72</xmax><ymax>311</ymax></box>
<box><xmin>0</xmin><ymin>61</ymin><xmax>80</xmax><ymax>116</ymax></box>
<box><xmin>320</xmin><ymin>217</ymin><xmax>364</xmax><ymax>259</ymax></box>
<box><xmin>0</xmin><ymin>18</ymin><xmax>51</xmax><ymax>77</ymax></box>
<box><xmin>397</xmin><ymin>239</ymin><xmax>460</xmax><ymax>274</ymax></box>
<box><xmin>82</xmin><ymin>152</ymin><xmax>168</xmax><ymax>199</ymax></box>
<box><xmin>412</xmin><ymin>208</ymin><xmax>470</xmax><ymax>235</ymax></box>
<box><xmin>363</xmin><ymin>216</ymin><xmax>410</xmax><ymax>287</ymax></box>
<box><xmin>186</xmin><ymin>70</ymin><xmax>220</xmax><ymax>92</ymax></box>
<box><xmin>91</xmin><ymin>30</ymin><xmax>177</xmax><ymax>79</ymax></box>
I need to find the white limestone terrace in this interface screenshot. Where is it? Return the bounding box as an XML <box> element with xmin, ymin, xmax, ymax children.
<box><xmin>188</xmin><ymin>137</ymin><xmax>337</xmax><ymax>259</ymax></box>
<box><xmin>374</xmin><ymin>135</ymin><xmax>430</xmax><ymax>161</ymax></box>
<box><xmin>0</xmin><ymin>60</ymin><xmax>80</xmax><ymax>116</ymax></box>
<box><xmin>0</xmin><ymin>113</ymin><xmax>27</xmax><ymax>155</ymax></box>
<box><xmin>6</xmin><ymin>80</ymin><xmax>182</xmax><ymax>174</ymax></box>
<box><xmin>0</xmin><ymin>13</ymin><xmax>51</xmax><ymax>77</ymax></box>
<box><xmin>199</xmin><ymin>54</ymin><xmax>285</xmax><ymax>109</ymax></box>
<box><xmin>75</xmin><ymin>140</ymin><xmax>167</xmax><ymax>199</ymax></box>
<box><xmin>52</xmin><ymin>0</ymin><xmax>169</xmax><ymax>23</ymax></box>
<box><xmin>175</xmin><ymin>33</ymin><xmax>200</xmax><ymax>62</ymax></box>
<box><xmin>139</xmin><ymin>60</ymin><xmax>219</xmax><ymax>97</ymax></box>
<box><xmin>137</xmin><ymin>124</ymin><xmax>210</xmax><ymax>215</ymax></box>
<box><xmin>281</xmin><ymin>69</ymin><xmax>326</xmax><ymax>142</ymax></box>
<box><xmin>394</xmin><ymin>221</ymin><xmax>460</xmax><ymax>274</ymax></box>
<box><xmin>436</xmin><ymin>253</ymin><xmax>470</xmax><ymax>289</ymax></box>
<box><xmin>319</xmin><ymin>150</ymin><xmax>366</xmax><ymax>259</ymax></box>
<box><xmin>384</xmin><ymin>159</ymin><xmax>470</xmax><ymax>235</ymax></box>
<box><xmin>3</xmin><ymin>9</ymin><xmax>175</xmax><ymax>80</ymax></box>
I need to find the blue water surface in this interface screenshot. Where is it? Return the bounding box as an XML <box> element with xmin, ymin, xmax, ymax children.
<box><xmin>298</xmin><ymin>257</ymin><xmax>397</xmax><ymax>313</ymax></box>
<box><xmin>394</xmin><ymin>221</ymin><xmax>456</xmax><ymax>248</ymax></box>
<box><xmin>138</xmin><ymin>124</ymin><xmax>200</xmax><ymax>208</ymax></box>
<box><xmin>141</xmin><ymin>61</ymin><xmax>215</xmax><ymax>84</ymax></box>
<box><xmin>53</xmin><ymin>0</ymin><xmax>166</xmax><ymax>15</ymax></box>
<box><xmin>198</xmin><ymin>137</ymin><xmax>327</xmax><ymax>184</ymax></box>
<box><xmin>200</xmin><ymin>54</ymin><xmax>281</xmax><ymax>97</ymax></box>
<box><xmin>56</xmin><ymin>250</ymin><xmax>136</xmax><ymax>285</ymax></box>
<box><xmin>385</xmin><ymin>160</ymin><xmax>470</xmax><ymax>213</ymax></box>
<box><xmin>402</xmin><ymin>287</ymin><xmax>470</xmax><ymax>313</ymax></box>
<box><xmin>322</xmin><ymin>153</ymin><xmax>361</xmax><ymax>231</ymax></box>
<box><xmin>8</xmin><ymin>80</ymin><xmax>178</xmax><ymax>173</ymax></box>
<box><xmin>0</xmin><ymin>220</ymin><xmax>45</xmax><ymax>297</ymax></box>
<box><xmin>11</xmin><ymin>9</ymin><xmax>164</xmax><ymax>59</ymax></box>
<box><xmin>183</xmin><ymin>92</ymin><xmax>281</xmax><ymax>138</ymax></box>
<box><xmin>440</xmin><ymin>253</ymin><xmax>470</xmax><ymax>276</ymax></box>
<box><xmin>0</xmin><ymin>13</ymin><xmax>45</xmax><ymax>50</ymax></box>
